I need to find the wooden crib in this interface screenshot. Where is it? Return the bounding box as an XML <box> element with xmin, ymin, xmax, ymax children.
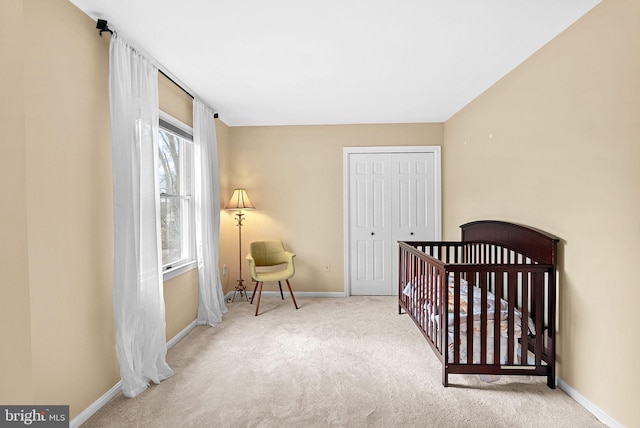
<box><xmin>398</xmin><ymin>220</ymin><xmax>559</xmax><ymax>388</ymax></box>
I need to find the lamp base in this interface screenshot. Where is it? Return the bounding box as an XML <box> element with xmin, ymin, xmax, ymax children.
<box><xmin>231</xmin><ymin>279</ymin><xmax>249</xmax><ymax>302</ymax></box>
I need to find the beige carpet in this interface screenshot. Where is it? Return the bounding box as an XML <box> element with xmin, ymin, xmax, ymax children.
<box><xmin>83</xmin><ymin>296</ymin><xmax>604</xmax><ymax>427</ymax></box>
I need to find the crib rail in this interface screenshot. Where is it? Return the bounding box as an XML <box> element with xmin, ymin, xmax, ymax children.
<box><xmin>398</xmin><ymin>242</ymin><xmax>449</xmax><ymax>361</ymax></box>
<box><xmin>409</xmin><ymin>240</ymin><xmax>540</xmax><ymax>265</ymax></box>
<box><xmin>399</xmin><ymin>240</ymin><xmax>557</xmax><ymax>388</ymax></box>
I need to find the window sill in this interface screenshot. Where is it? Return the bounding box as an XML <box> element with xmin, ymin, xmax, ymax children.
<box><xmin>163</xmin><ymin>260</ymin><xmax>198</xmax><ymax>282</ymax></box>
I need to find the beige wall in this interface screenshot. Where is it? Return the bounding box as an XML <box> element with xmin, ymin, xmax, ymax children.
<box><xmin>221</xmin><ymin>124</ymin><xmax>443</xmax><ymax>294</ymax></box>
<box><xmin>443</xmin><ymin>0</ymin><xmax>639</xmax><ymax>425</ymax></box>
<box><xmin>22</xmin><ymin>0</ymin><xmax>117</xmax><ymax>412</ymax></box>
<box><xmin>215</xmin><ymin>119</ymin><xmax>234</xmax><ymax>293</ymax></box>
<box><xmin>164</xmin><ymin>270</ymin><xmax>198</xmax><ymax>341</ymax></box>
<box><xmin>0</xmin><ymin>0</ymin><xmax>203</xmax><ymax>419</ymax></box>
<box><xmin>0</xmin><ymin>0</ymin><xmax>33</xmax><ymax>405</ymax></box>
<box><xmin>159</xmin><ymin>73</ymin><xmax>193</xmax><ymax>127</ymax></box>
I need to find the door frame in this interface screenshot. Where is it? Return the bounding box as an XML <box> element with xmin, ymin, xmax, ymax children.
<box><xmin>343</xmin><ymin>146</ymin><xmax>442</xmax><ymax>296</ymax></box>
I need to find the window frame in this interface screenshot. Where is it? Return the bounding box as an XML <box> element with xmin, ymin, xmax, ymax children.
<box><xmin>158</xmin><ymin>111</ymin><xmax>197</xmax><ymax>281</ymax></box>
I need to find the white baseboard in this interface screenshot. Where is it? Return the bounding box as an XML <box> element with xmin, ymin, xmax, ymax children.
<box><xmin>556</xmin><ymin>377</ymin><xmax>622</xmax><ymax>427</ymax></box>
<box><xmin>70</xmin><ymin>319</ymin><xmax>197</xmax><ymax>428</ymax></box>
<box><xmin>167</xmin><ymin>319</ymin><xmax>197</xmax><ymax>349</ymax></box>
<box><xmin>69</xmin><ymin>381</ymin><xmax>122</xmax><ymax>428</ymax></box>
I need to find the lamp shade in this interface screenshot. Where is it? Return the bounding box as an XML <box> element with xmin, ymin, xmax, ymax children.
<box><xmin>225</xmin><ymin>188</ymin><xmax>255</xmax><ymax>210</ymax></box>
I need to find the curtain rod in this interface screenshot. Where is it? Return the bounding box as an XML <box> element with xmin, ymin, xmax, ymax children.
<box><xmin>97</xmin><ymin>19</ymin><xmax>219</xmax><ymax>119</ymax></box>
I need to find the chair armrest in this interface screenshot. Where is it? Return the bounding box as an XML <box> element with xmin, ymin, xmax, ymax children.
<box><xmin>246</xmin><ymin>254</ymin><xmax>257</xmax><ymax>280</ymax></box>
<box><xmin>284</xmin><ymin>251</ymin><xmax>296</xmax><ymax>263</ymax></box>
<box><xmin>283</xmin><ymin>251</ymin><xmax>296</xmax><ymax>277</ymax></box>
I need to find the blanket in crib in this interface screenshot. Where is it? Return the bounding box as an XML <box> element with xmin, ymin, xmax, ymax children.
<box><xmin>402</xmin><ymin>275</ymin><xmax>535</xmax><ymax>338</ymax></box>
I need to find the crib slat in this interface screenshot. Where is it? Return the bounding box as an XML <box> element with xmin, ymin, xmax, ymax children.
<box><xmin>431</xmin><ymin>265</ymin><xmax>437</xmax><ymax>349</ymax></box>
<box><xmin>466</xmin><ymin>271</ymin><xmax>474</xmax><ymax>364</ymax></box>
<box><xmin>420</xmin><ymin>256</ymin><xmax>425</xmax><ymax>333</ymax></box>
<box><xmin>415</xmin><ymin>254</ymin><xmax>421</xmax><ymax>330</ymax></box>
<box><xmin>494</xmin><ymin>272</ymin><xmax>503</xmax><ymax>365</ymax></box>
<box><xmin>480</xmin><ymin>272</ymin><xmax>488</xmax><ymax>365</ymax></box>
<box><xmin>441</xmin><ymin>266</ymin><xmax>448</xmax><ymax>363</ymax></box>
<box><xmin>453</xmin><ymin>273</ymin><xmax>461</xmax><ymax>364</ymax></box>
<box><xmin>535</xmin><ymin>272</ymin><xmax>544</xmax><ymax>366</ymax></box>
<box><xmin>433</xmin><ymin>266</ymin><xmax>440</xmax><ymax>346</ymax></box>
<box><xmin>521</xmin><ymin>272</ymin><xmax>530</xmax><ymax>365</ymax></box>
<box><xmin>507</xmin><ymin>271</ymin><xmax>516</xmax><ymax>365</ymax></box>
<box><xmin>547</xmin><ymin>268</ymin><xmax>556</xmax><ymax>387</ymax></box>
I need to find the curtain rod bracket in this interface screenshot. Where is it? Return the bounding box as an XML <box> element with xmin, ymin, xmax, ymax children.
<box><xmin>96</xmin><ymin>19</ymin><xmax>113</xmax><ymax>36</ymax></box>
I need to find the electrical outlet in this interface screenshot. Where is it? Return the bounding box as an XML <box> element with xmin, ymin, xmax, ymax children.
<box><xmin>222</xmin><ymin>264</ymin><xmax>228</xmax><ymax>275</ymax></box>
<box><xmin>324</xmin><ymin>264</ymin><xmax>331</xmax><ymax>272</ymax></box>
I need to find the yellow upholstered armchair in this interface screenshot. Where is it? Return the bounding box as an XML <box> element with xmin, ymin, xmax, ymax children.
<box><xmin>246</xmin><ymin>240</ymin><xmax>299</xmax><ymax>316</ymax></box>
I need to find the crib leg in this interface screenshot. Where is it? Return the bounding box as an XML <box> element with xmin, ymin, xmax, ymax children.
<box><xmin>442</xmin><ymin>366</ymin><xmax>449</xmax><ymax>387</ymax></box>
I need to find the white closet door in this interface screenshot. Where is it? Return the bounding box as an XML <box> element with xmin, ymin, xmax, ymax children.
<box><xmin>349</xmin><ymin>154</ymin><xmax>393</xmax><ymax>295</ymax></box>
<box><xmin>390</xmin><ymin>152</ymin><xmax>437</xmax><ymax>292</ymax></box>
<box><xmin>346</xmin><ymin>149</ymin><xmax>440</xmax><ymax>296</ymax></box>
<box><xmin>392</xmin><ymin>152</ymin><xmax>436</xmax><ymax>242</ymax></box>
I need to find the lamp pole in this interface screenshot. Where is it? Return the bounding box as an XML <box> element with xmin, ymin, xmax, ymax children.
<box><xmin>232</xmin><ymin>211</ymin><xmax>249</xmax><ymax>301</ymax></box>
<box><xmin>225</xmin><ymin>188</ymin><xmax>255</xmax><ymax>303</ymax></box>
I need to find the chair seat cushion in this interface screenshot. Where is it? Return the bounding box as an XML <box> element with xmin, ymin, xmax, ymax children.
<box><xmin>253</xmin><ymin>264</ymin><xmax>294</xmax><ymax>282</ymax></box>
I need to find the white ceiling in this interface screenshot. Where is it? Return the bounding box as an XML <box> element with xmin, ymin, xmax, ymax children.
<box><xmin>69</xmin><ymin>0</ymin><xmax>600</xmax><ymax>127</ymax></box>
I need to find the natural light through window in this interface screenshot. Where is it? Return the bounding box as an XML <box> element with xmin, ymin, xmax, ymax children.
<box><xmin>158</xmin><ymin>115</ymin><xmax>195</xmax><ymax>272</ymax></box>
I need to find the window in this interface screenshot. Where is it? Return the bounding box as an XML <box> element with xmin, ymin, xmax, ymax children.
<box><xmin>158</xmin><ymin>113</ymin><xmax>195</xmax><ymax>275</ymax></box>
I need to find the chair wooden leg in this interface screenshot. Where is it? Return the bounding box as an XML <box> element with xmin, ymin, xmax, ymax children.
<box><xmin>254</xmin><ymin>282</ymin><xmax>263</xmax><ymax>316</ymax></box>
<box><xmin>285</xmin><ymin>279</ymin><xmax>298</xmax><ymax>309</ymax></box>
<box><xmin>278</xmin><ymin>281</ymin><xmax>284</xmax><ymax>300</ymax></box>
<box><xmin>250</xmin><ymin>281</ymin><xmax>259</xmax><ymax>304</ymax></box>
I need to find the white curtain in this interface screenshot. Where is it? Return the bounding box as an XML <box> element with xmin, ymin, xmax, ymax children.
<box><xmin>109</xmin><ymin>33</ymin><xmax>174</xmax><ymax>398</ymax></box>
<box><xmin>193</xmin><ymin>99</ymin><xmax>228</xmax><ymax>325</ymax></box>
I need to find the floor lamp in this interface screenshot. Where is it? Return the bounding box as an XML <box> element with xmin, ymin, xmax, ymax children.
<box><xmin>225</xmin><ymin>188</ymin><xmax>255</xmax><ymax>302</ymax></box>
